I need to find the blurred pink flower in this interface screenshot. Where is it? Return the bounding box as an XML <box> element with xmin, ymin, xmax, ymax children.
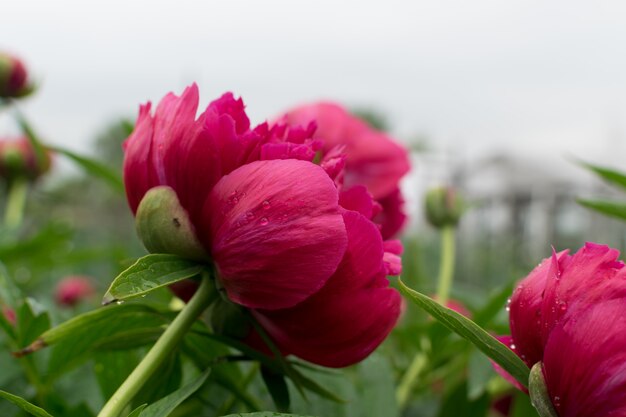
<box><xmin>124</xmin><ymin>85</ymin><xmax>401</xmax><ymax>367</ymax></box>
<box><xmin>0</xmin><ymin>53</ymin><xmax>32</xmax><ymax>98</ymax></box>
<box><xmin>55</xmin><ymin>276</ymin><xmax>95</xmax><ymax>307</ymax></box>
<box><xmin>277</xmin><ymin>102</ymin><xmax>410</xmax><ymax>238</ymax></box>
<box><xmin>2</xmin><ymin>306</ymin><xmax>15</xmax><ymax>325</ymax></box>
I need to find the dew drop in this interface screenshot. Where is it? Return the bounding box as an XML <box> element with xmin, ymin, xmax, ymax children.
<box><xmin>262</xmin><ymin>200</ymin><xmax>271</xmax><ymax>210</ymax></box>
<box><xmin>116</xmin><ymin>300</ymin><xmax>124</xmax><ymax>305</ymax></box>
<box><xmin>510</xmin><ymin>343</ymin><xmax>516</xmax><ymax>350</ymax></box>
<box><xmin>553</xmin><ymin>396</ymin><xmax>561</xmax><ymax>408</ymax></box>
<box><xmin>260</xmin><ymin>217</ymin><xmax>269</xmax><ymax>226</ymax></box>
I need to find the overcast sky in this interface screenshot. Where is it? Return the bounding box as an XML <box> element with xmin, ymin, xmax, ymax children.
<box><xmin>3</xmin><ymin>0</ymin><xmax>626</xmax><ymax>174</ymax></box>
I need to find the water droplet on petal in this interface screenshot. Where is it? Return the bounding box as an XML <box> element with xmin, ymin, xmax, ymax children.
<box><xmin>260</xmin><ymin>217</ymin><xmax>269</xmax><ymax>226</ymax></box>
<box><xmin>262</xmin><ymin>200</ymin><xmax>271</xmax><ymax>210</ymax></box>
<box><xmin>510</xmin><ymin>343</ymin><xmax>516</xmax><ymax>350</ymax></box>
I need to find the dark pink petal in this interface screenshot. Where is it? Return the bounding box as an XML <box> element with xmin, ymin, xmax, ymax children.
<box><xmin>491</xmin><ymin>335</ymin><xmax>528</xmax><ymax>393</ymax></box>
<box><xmin>339</xmin><ymin>186</ymin><xmax>375</xmax><ymax>218</ymax></box>
<box><xmin>252</xmin><ymin>210</ymin><xmax>401</xmax><ymax>367</ymax></box>
<box><xmin>204</xmin><ymin>159</ymin><xmax>348</xmax><ymax>310</ymax></box>
<box><xmin>383</xmin><ymin>240</ymin><xmax>403</xmax><ymax>276</ymax></box>
<box><xmin>123</xmin><ymin>102</ymin><xmax>158</xmax><ymax>213</ymax></box>
<box><xmin>374</xmin><ymin>187</ymin><xmax>408</xmax><ymax>239</ymax></box>
<box><xmin>281</xmin><ymin>103</ymin><xmax>410</xmax><ymax>199</ymax></box>
<box><xmin>509</xmin><ymin>250</ymin><xmax>570</xmax><ymax>367</ymax></box>
<box><xmin>543</xmin><ymin>299</ymin><xmax>626</xmax><ymax>417</ymax></box>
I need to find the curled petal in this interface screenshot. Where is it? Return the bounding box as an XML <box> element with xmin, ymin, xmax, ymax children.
<box><xmin>204</xmin><ymin>159</ymin><xmax>348</xmax><ymax>310</ymax></box>
<box><xmin>252</xmin><ymin>211</ymin><xmax>400</xmax><ymax>367</ymax></box>
<box><xmin>375</xmin><ymin>187</ymin><xmax>407</xmax><ymax>239</ymax></box>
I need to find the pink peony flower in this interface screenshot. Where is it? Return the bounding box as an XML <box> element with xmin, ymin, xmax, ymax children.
<box><xmin>0</xmin><ymin>137</ymin><xmax>52</xmax><ymax>182</ymax></box>
<box><xmin>123</xmin><ymin>85</ymin><xmax>401</xmax><ymax>367</ymax></box>
<box><xmin>55</xmin><ymin>276</ymin><xmax>95</xmax><ymax>307</ymax></box>
<box><xmin>276</xmin><ymin>102</ymin><xmax>410</xmax><ymax>239</ymax></box>
<box><xmin>0</xmin><ymin>53</ymin><xmax>32</xmax><ymax>98</ymax></box>
<box><xmin>501</xmin><ymin>242</ymin><xmax>626</xmax><ymax>415</ymax></box>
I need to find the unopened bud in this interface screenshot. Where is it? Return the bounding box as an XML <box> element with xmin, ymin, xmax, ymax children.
<box><xmin>529</xmin><ymin>362</ymin><xmax>559</xmax><ymax>417</ymax></box>
<box><xmin>0</xmin><ymin>53</ymin><xmax>34</xmax><ymax>99</ymax></box>
<box><xmin>135</xmin><ymin>186</ymin><xmax>209</xmax><ymax>261</ymax></box>
<box><xmin>424</xmin><ymin>186</ymin><xmax>465</xmax><ymax>228</ymax></box>
<box><xmin>0</xmin><ymin>139</ymin><xmax>52</xmax><ymax>183</ymax></box>
<box><xmin>55</xmin><ymin>276</ymin><xmax>95</xmax><ymax>307</ymax></box>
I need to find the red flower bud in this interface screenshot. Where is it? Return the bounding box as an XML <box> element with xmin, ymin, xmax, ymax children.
<box><xmin>0</xmin><ymin>138</ymin><xmax>52</xmax><ymax>182</ymax></box>
<box><xmin>0</xmin><ymin>53</ymin><xmax>33</xmax><ymax>99</ymax></box>
<box><xmin>55</xmin><ymin>276</ymin><xmax>95</xmax><ymax>307</ymax></box>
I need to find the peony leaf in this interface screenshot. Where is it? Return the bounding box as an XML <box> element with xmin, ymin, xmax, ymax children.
<box><xmin>578</xmin><ymin>160</ymin><xmax>626</xmax><ymax>191</ymax></box>
<box><xmin>47</xmin><ymin>144</ymin><xmax>125</xmax><ymax>193</ymax></box>
<box><xmin>577</xmin><ymin>198</ymin><xmax>626</xmax><ymax>221</ymax></box>
<box><xmin>136</xmin><ymin>368</ymin><xmax>210</xmax><ymax>417</ymax></box>
<box><xmin>102</xmin><ymin>254</ymin><xmax>204</xmax><ymax>305</ymax></box>
<box><xmin>0</xmin><ymin>389</ymin><xmax>53</xmax><ymax>417</ymax></box>
<box><xmin>127</xmin><ymin>405</ymin><xmax>147</xmax><ymax>417</ymax></box>
<box><xmin>220</xmin><ymin>414</ymin><xmax>314</xmax><ymax>417</ymax></box>
<box><xmin>398</xmin><ymin>279</ymin><xmax>530</xmax><ymax>388</ymax></box>
<box><xmin>261</xmin><ymin>366</ymin><xmax>290</xmax><ymax>412</ymax></box>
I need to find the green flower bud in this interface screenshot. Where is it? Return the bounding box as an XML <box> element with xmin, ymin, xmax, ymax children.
<box><xmin>424</xmin><ymin>186</ymin><xmax>465</xmax><ymax>228</ymax></box>
<box><xmin>135</xmin><ymin>186</ymin><xmax>209</xmax><ymax>261</ymax></box>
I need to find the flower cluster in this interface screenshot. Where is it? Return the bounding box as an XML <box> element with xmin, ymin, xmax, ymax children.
<box><xmin>503</xmin><ymin>242</ymin><xmax>626</xmax><ymax>416</ymax></box>
<box><xmin>123</xmin><ymin>85</ymin><xmax>403</xmax><ymax>367</ymax></box>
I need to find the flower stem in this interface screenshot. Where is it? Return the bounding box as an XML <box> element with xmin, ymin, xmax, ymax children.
<box><xmin>97</xmin><ymin>274</ymin><xmax>217</xmax><ymax>417</ymax></box>
<box><xmin>4</xmin><ymin>177</ymin><xmax>28</xmax><ymax>229</ymax></box>
<box><xmin>435</xmin><ymin>225</ymin><xmax>456</xmax><ymax>306</ymax></box>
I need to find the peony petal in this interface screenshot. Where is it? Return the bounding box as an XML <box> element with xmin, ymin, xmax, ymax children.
<box><xmin>543</xmin><ymin>299</ymin><xmax>626</xmax><ymax>417</ymax></box>
<box><xmin>123</xmin><ymin>102</ymin><xmax>157</xmax><ymax>213</ymax></box>
<box><xmin>375</xmin><ymin>187</ymin><xmax>408</xmax><ymax>239</ymax></box>
<box><xmin>252</xmin><ymin>210</ymin><xmax>400</xmax><ymax>367</ymax></box>
<box><xmin>204</xmin><ymin>159</ymin><xmax>348</xmax><ymax>310</ymax></box>
<box><xmin>509</xmin><ymin>250</ymin><xmax>570</xmax><ymax>367</ymax></box>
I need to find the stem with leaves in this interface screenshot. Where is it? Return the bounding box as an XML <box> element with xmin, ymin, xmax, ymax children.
<box><xmin>97</xmin><ymin>273</ymin><xmax>217</xmax><ymax>417</ymax></box>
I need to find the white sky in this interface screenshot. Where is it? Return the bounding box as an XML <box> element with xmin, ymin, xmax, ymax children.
<box><xmin>3</xmin><ymin>0</ymin><xmax>626</xmax><ymax>172</ymax></box>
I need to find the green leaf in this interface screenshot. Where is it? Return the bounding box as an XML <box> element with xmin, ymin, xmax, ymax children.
<box><xmin>261</xmin><ymin>366</ymin><xmax>290</xmax><ymax>412</ymax></box>
<box><xmin>577</xmin><ymin>198</ymin><xmax>626</xmax><ymax>221</ymax></box>
<box><xmin>16</xmin><ymin>298</ymin><xmax>51</xmax><ymax>347</ymax></box>
<box><xmin>94</xmin><ymin>350</ymin><xmax>140</xmax><ymax>401</ymax></box>
<box><xmin>15</xmin><ymin>112</ymin><xmax>48</xmax><ymax>171</ymax></box>
<box><xmin>436</xmin><ymin>381</ymin><xmax>489</xmax><ymax>417</ymax></box>
<box><xmin>47</xmin><ymin>145</ymin><xmax>125</xmax><ymax>192</ymax></box>
<box><xmin>467</xmin><ymin>350</ymin><xmax>494</xmax><ymax>400</ymax></box>
<box><xmin>0</xmin><ymin>389</ymin><xmax>53</xmax><ymax>417</ymax></box>
<box><xmin>398</xmin><ymin>279</ymin><xmax>530</xmax><ymax>388</ymax></box>
<box><xmin>138</xmin><ymin>369</ymin><xmax>210</xmax><ymax>417</ymax></box>
<box><xmin>127</xmin><ymin>405</ymin><xmax>147</xmax><ymax>417</ymax></box>
<box><xmin>220</xmin><ymin>414</ymin><xmax>313</xmax><ymax>417</ymax></box>
<box><xmin>103</xmin><ymin>254</ymin><xmax>204</xmax><ymax>305</ymax></box>
<box><xmin>578</xmin><ymin>160</ymin><xmax>626</xmax><ymax>191</ymax></box>
<box><xmin>46</xmin><ymin>305</ymin><xmax>168</xmax><ymax>377</ymax></box>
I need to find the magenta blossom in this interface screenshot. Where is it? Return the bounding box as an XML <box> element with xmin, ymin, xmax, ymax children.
<box><xmin>501</xmin><ymin>242</ymin><xmax>626</xmax><ymax>415</ymax></box>
<box><xmin>123</xmin><ymin>85</ymin><xmax>401</xmax><ymax>367</ymax></box>
<box><xmin>277</xmin><ymin>102</ymin><xmax>410</xmax><ymax>239</ymax></box>
<box><xmin>55</xmin><ymin>276</ymin><xmax>95</xmax><ymax>307</ymax></box>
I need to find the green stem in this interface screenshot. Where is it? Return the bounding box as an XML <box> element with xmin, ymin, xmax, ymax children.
<box><xmin>396</xmin><ymin>352</ymin><xmax>427</xmax><ymax>408</ymax></box>
<box><xmin>97</xmin><ymin>274</ymin><xmax>217</xmax><ymax>417</ymax></box>
<box><xmin>4</xmin><ymin>177</ymin><xmax>28</xmax><ymax>229</ymax></box>
<box><xmin>435</xmin><ymin>225</ymin><xmax>456</xmax><ymax>306</ymax></box>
